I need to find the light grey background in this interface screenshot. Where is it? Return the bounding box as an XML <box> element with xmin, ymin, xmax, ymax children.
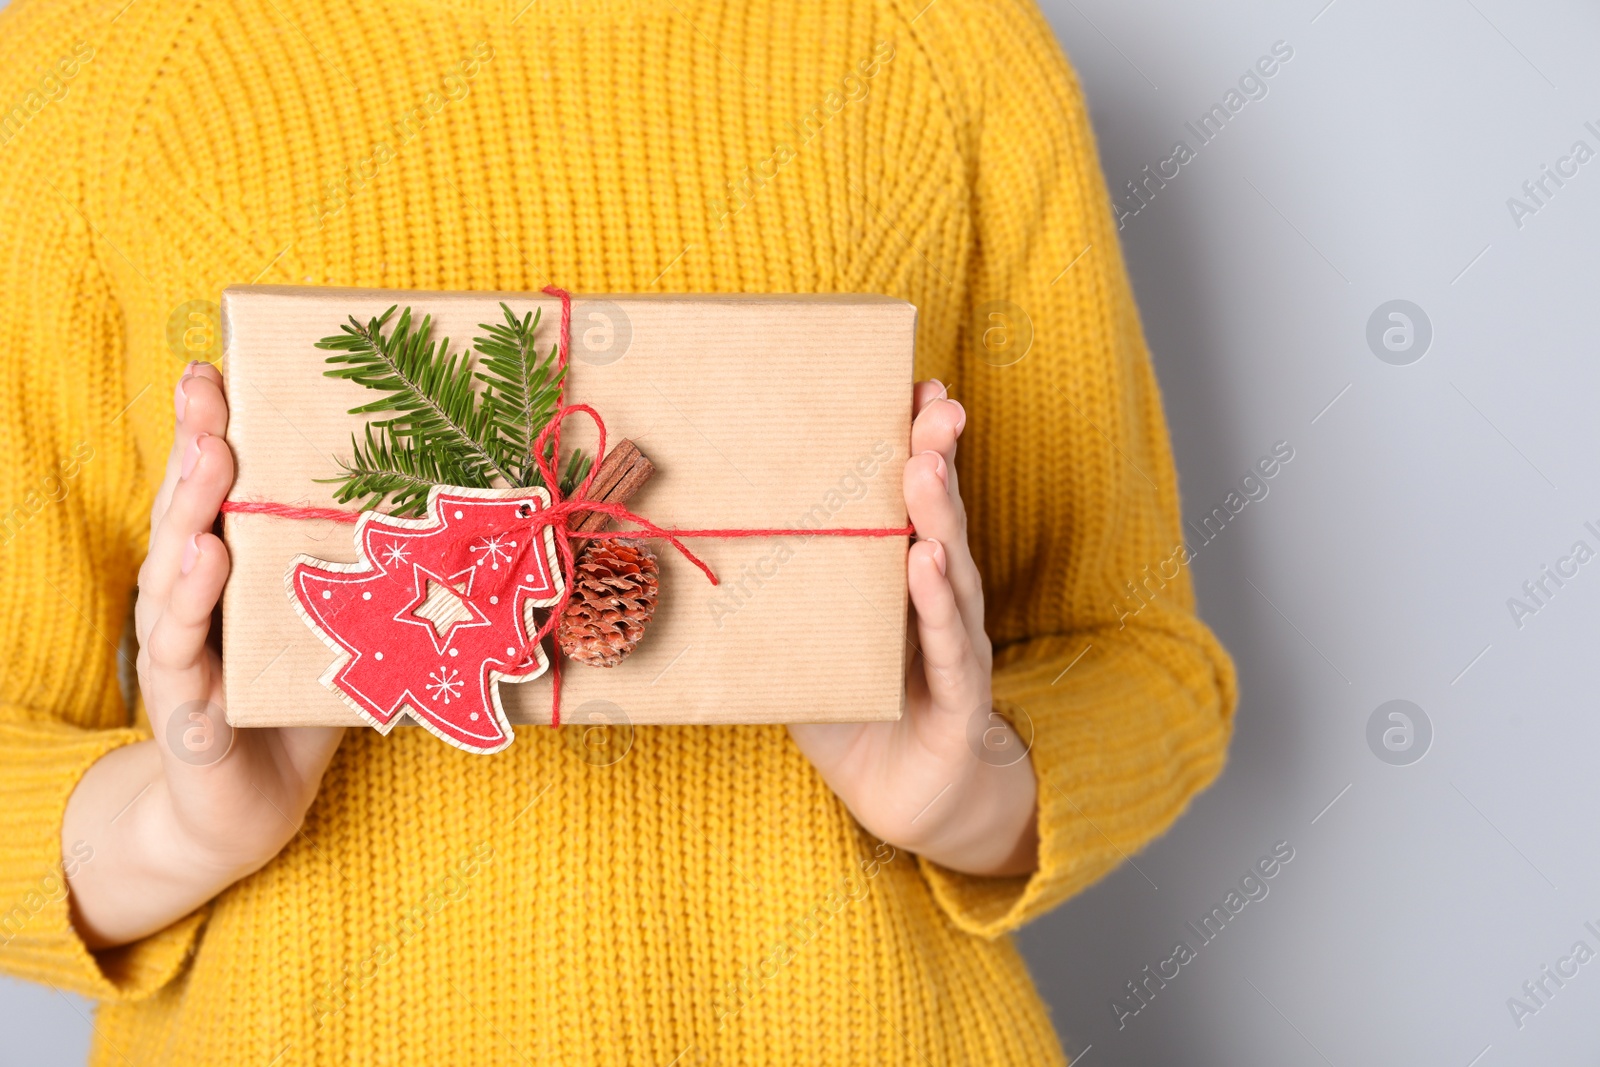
<box><xmin>4</xmin><ymin>0</ymin><xmax>1598</xmax><ymax>1064</ymax></box>
<box><xmin>1020</xmin><ymin>1</ymin><xmax>1600</xmax><ymax>1064</ymax></box>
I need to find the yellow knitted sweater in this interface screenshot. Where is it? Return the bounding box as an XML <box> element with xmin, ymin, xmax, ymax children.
<box><xmin>0</xmin><ymin>0</ymin><xmax>1235</xmax><ymax>1062</ymax></box>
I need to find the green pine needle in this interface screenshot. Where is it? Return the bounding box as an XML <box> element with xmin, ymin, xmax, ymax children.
<box><xmin>474</xmin><ymin>304</ymin><xmax>564</xmax><ymax>487</ymax></box>
<box><xmin>316</xmin><ymin>303</ymin><xmax>590</xmax><ymax>517</ymax></box>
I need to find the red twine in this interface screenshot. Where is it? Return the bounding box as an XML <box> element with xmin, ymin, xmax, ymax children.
<box><xmin>222</xmin><ymin>286</ymin><xmax>914</xmax><ymax>727</ymax></box>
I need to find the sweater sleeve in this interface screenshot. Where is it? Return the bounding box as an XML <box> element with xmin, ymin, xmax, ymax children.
<box><xmin>916</xmin><ymin>0</ymin><xmax>1238</xmax><ymax>937</ymax></box>
<box><xmin>0</xmin><ymin>3</ymin><xmax>207</xmax><ymax>998</ymax></box>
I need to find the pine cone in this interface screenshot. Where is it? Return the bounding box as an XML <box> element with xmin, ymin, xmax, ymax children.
<box><xmin>556</xmin><ymin>538</ymin><xmax>660</xmax><ymax>668</ymax></box>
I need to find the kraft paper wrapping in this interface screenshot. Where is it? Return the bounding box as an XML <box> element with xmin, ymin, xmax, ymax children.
<box><xmin>220</xmin><ymin>286</ymin><xmax>914</xmax><ymax>728</ymax></box>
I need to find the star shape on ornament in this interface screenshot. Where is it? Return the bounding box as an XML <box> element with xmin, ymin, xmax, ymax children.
<box><xmin>285</xmin><ymin>485</ymin><xmax>565</xmax><ymax>755</ymax></box>
<box><xmin>393</xmin><ymin>563</ymin><xmax>490</xmax><ymax>655</ymax></box>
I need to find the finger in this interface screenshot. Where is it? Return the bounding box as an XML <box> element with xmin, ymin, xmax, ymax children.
<box><xmin>141</xmin><ymin>533</ymin><xmax>228</xmax><ymax>774</ymax></box>
<box><xmin>141</xmin><ymin>432</ymin><xmax>234</xmax><ymax>605</ymax></box>
<box><xmin>277</xmin><ymin>726</ymin><xmax>348</xmax><ymax>784</ymax></box>
<box><xmin>907</xmin><ymin>540</ymin><xmax>984</xmax><ymax>716</ymax></box>
<box><xmin>913</xmin><ymin>379</ymin><xmax>949</xmax><ymax>417</ymax></box>
<box><xmin>904</xmin><ymin>449</ymin><xmax>986</xmax><ymax>653</ymax></box>
<box><xmin>150</xmin><ymin>365</ymin><xmax>228</xmax><ymax>538</ymax></box>
<box><xmin>145</xmin><ymin>532</ymin><xmax>229</xmax><ymax>673</ymax></box>
<box><xmin>910</xmin><ymin>395</ymin><xmax>964</xmax><ymax>468</ymax></box>
<box><xmin>907</xmin><ymin>392</ymin><xmax>984</xmax><ymax>640</ymax></box>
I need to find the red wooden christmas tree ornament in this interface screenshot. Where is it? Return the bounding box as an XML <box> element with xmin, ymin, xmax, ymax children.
<box><xmin>288</xmin><ymin>486</ymin><xmax>565</xmax><ymax>753</ymax></box>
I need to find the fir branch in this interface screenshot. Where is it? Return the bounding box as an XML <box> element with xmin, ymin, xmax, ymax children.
<box><xmin>559</xmin><ymin>447</ymin><xmax>592</xmax><ymax>495</ymax></box>
<box><xmin>473</xmin><ymin>303</ymin><xmax>566</xmax><ymax>487</ymax></box>
<box><xmin>316</xmin><ymin>302</ymin><xmax>592</xmax><ymax>517</ymax></box>
<box><xmin>319</xmin><ymin>424</ymin><xmax>477</xmax><ymax>518</ymax></box>
<box><xmin>317</xmin><ymin>306</ymin><xmax>516</xmax><ymax>487</ymax></box>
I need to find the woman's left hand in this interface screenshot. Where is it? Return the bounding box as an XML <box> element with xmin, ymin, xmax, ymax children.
<box><xmin>788</xmin><ymin>381</ymin><xmax>1039</xmax><ymax>877</ymax></box>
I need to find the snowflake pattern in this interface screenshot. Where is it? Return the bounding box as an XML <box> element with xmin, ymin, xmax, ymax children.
<box><xmin>380</xmin><ymin>541</ymin><xmax>411</xmax><ymax>567</ymax></box>
<box><xmin>426</xmin><ymin>666</ymin><xmax>463</xmax><ymax>704</ymax></box>
<box><xmin>470</xmin><ymin>533</ymin><xmax>517</xmax><ymax>570</ymax></box>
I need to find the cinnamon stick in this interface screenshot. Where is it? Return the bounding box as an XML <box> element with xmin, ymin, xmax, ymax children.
<box><xmin>570</xmin><ymin>439</ymin><xmax>656</xmax><ymax>553</ymax></box>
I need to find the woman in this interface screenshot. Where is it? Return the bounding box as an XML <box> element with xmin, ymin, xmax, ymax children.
<box><xmin>0</xmin><ymin>0</ymin><xmax>1234</xmax><ymax>1061</ymax></box>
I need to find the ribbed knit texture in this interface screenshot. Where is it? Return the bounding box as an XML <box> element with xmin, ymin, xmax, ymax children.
<box><xmin>0</xmin><ymin>0</ymin><xmax>1236</xmax><ymax>1062</ymax></box>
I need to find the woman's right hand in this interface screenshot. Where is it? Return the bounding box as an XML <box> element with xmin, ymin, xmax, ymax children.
<box><xmin>62</xmin><ymin>361</ymin><xmax>344</xmax><ymax>949</ymax></box>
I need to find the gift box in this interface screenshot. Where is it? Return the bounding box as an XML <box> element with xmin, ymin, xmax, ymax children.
<box><xmin>219</xmin><ymin>286</ymin><xmax>914</xmax><ymax>749</ymax></box>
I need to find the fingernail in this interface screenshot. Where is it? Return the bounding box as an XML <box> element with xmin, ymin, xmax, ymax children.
<box><xmin>180</xmin><ymin>432</ymin><xmax>208</xmax><ymax>480</ymax></box>
<box><xmin>921</xmin><ymin>450</ymin><xmax>948</xmax><ymax>488</ymax></box>
<box><xmin>174</xmin><ymin>375</ymin><xmax>191</xmax><ymax>423</ymax></box>
<box><xmin>925</xmin><ymin>538</ymin><xmax>947</xmax><ymax>576</ymax></box>
<box><xmin>181</xmin><ymin>534</ymin><xmax>201</xmax><ymax>575</ymax></box>
<box><xmin>943</xmin><ymin>398</ymin><xmax>967</xmax><ymax>434</ymax></box>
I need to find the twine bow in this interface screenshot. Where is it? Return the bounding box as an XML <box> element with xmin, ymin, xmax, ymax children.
<box><xmin>496</xmin><ymin>287</ymin><xmax>720</xmax><ymax>726</ymax></box>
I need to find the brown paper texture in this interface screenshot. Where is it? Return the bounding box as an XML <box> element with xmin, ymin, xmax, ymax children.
<box><xmin>220</xmin><ymin>287</ymin><xmax>914</xmax><ymax>728</ymax></box>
